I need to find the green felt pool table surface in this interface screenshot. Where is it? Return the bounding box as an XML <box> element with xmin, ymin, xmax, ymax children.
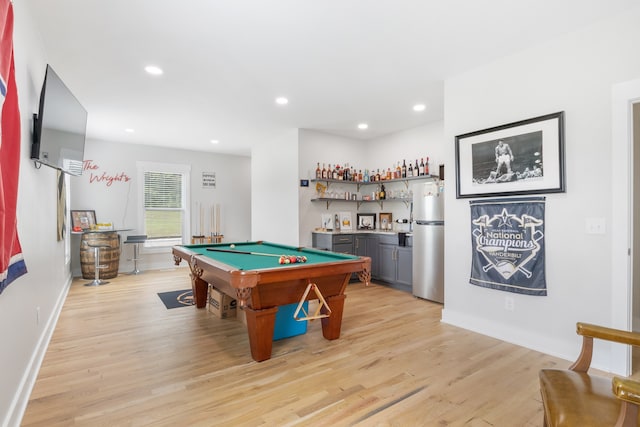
<box><xmin>181</xmin><ymin>241</ymin><xmax>359</xmax><ymax>270</ymax></box>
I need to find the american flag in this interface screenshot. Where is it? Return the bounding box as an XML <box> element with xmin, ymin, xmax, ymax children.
<box><xmin>0</xmin><ymin>0</ymin><xmax>27</xmax><ymax>293</ymax></box>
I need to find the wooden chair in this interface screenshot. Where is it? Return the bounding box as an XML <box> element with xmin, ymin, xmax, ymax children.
<box><xmin>539</xmin><ymin>322</ymin><xmax>640</xmax><ymax>426</ymax></box>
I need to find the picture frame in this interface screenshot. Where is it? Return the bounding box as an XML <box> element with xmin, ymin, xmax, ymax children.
<box><xmin>357</xmin><ymin>213</ymin><xmax>376</xmax><ymax>230</ymax></box>
<box><xmin>320</xmin><ymin>213</ymin><xmax>333</xmax><ymax>230</ymax></box>
<box><xmin>70</xmin><ymin>210</ymin><xmax>96</xmax><ymax>230</ymax></box>
<box><xmin>455</xmin><ymin>111</ymin><xmax>565</xmax><ymax>199</ymax></box>
<box><xmin>339</xmin><ymin>211</ymin><xmax>353</xmax><ymax>231</ymax></box>
<box><xmin>379</xmin><ymin>212</ymin><xmax>393</xmax><ymax>231</ymax></box>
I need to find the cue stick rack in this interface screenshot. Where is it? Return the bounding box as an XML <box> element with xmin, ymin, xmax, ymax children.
<box><xmin>293</xmin><ymin>282</ymin><xmax>332</xmax><ymax>321</ymax></box>
<box><xmin>191</xmin><ymin>234</ymin><xmax>224</xmax><ymax>244</ymax></box>
<box><xmin>192</xmin><ymin>202</ymin><xmax>223</xmax><ymax>244</ymax></box>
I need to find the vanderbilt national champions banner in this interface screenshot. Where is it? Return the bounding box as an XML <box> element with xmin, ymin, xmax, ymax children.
<box><xmin>1</xmin><ymin>0</ymin><xmax>27</xmax><ymax>293</ymax></box>
<box><xmin>469</xmin><ymin>197</ymin><xmax>546</xmax><ymax>296</ymax></box>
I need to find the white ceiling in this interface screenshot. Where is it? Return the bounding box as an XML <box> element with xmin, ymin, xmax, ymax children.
<box><xmin>22</xmin><ymin>0</ymin><xmax>638</xmax><ymax>156</ymax></box>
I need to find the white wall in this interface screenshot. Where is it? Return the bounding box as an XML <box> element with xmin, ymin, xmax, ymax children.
<box><xmin>442</xmin><ymin>5</ymin><xmax>640</xmax><ymax>374</ymax></box>
<box><xmin>1</xmin><ymin>3</ymin><xmax>72</xmax><ymax>425</ymax></box>
<box><xmin>252</xmin><ymin>129</ymin><xmax>300</xmax><ymax>245</ymax></box>
<box><xmin>70</xmin><ymin>139</ymin><xmax>251</xmax><ymax>275</ymax></box>
<box><xmin>366</xmin><ymin>123</ymin><xmax>446</xmax><ymax>225</ymax></box>
<box><xmin>298</xmin><ymin>129</ymin><xmax>365</xmax><ymax>247</ymax></box>
<box><xmin>366</xmin><ymin>122</ymin><xmax>445</xmax><ymax>181</ymax></box>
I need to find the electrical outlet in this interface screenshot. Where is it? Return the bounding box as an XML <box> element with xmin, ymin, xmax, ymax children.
<box><xmin>504</xmin><ymin>296</ymin><xmax>515</xmax><ymax>311</ymax></box>
<box><xmin>585</xmin><ymin>217</ymin><xmax>606</xmax><ymax>234</ymax></box>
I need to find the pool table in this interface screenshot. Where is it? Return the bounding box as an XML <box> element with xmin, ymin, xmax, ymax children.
<box><xmin>172</xmin><ymin>241</ymin><xmax>371</xmax><ymax>362</ymax></box>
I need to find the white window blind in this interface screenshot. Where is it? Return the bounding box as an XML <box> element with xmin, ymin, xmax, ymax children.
<box><xmin>137</xmin><ymin>161</ymin><xmax>191</xmax><ymax>248</ymax></box>
<box><xmin>143</xmin><ymin>171</ymin><xmax>183</xmax><ymax>240</ymax></box>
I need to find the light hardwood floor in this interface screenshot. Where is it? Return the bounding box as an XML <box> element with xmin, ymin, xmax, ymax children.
<box><xmin>22</xmin><ymin>267</ymin><xmax>566</xmax><ymax>426</ymax></box>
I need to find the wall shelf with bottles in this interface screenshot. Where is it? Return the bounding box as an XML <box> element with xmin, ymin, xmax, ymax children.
<box><xmin>310</xmin><ymin>175</ymin><xmax>437</xmax><ymax>192</ymax></box>
<box><xmin>310</xmin><ymin>175</ymin><xmax>439</xmax><ymax>210</ymax></box>
<box><xmin>309</xmin><ymin>197</ymin><xmax>414</xmax><ymax>210</ymax></box>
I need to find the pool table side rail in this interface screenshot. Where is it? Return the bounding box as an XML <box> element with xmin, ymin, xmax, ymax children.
<box><xmin>173</xmin><ymin>245</ymin><xmax>370</xmax><ymax>290</ymax></box>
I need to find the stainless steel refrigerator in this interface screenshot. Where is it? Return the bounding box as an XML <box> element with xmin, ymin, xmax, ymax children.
<box><xmin>412</xmin><ymin>182</ymin><xmax>444</xmax><ymax>303</ymax></box>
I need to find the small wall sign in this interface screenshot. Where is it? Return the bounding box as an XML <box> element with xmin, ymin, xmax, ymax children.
<box><xmin>202</xmin><ymin>172</ymin><xmax>216</xmax><ymax>189</ymax></box>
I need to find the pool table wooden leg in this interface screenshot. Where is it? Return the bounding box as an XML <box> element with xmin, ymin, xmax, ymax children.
<box><xmin>191</xmin><ymin>275</ymin><xmax>208</xmax><ymax>308</ymax></box>
<box><xmin>243</xmin><ymin>306</ymin><xmax>278</xmax><ymax>362</ymax></box>
<box><xmin>321</xmin><ymin>294</ymin><xmax>346</xmax><ymax>340</ymax></box>
<box><xmin>186</xmin><ymin>257</ymin><xmax>208</xmax><ymax>308</ymax></box>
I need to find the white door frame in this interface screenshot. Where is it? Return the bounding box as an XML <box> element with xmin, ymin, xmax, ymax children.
<box><xmin>611</xmin><ymin>78</ymin><xmax>640</xmax><ymax>375</ymax></box>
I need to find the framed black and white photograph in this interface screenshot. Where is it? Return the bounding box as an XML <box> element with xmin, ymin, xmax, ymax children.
<box><xmin>357</xmin><ymin>213</ymin><xmax>376</xmax><ymax>230</ymax></box>
<box><xmin>70</xmin><ymin>210</ymin><xmax>96</xmax><ymax>230</ymax></box>
<box><xmin>455</xmin><ymin>111</ymin><xmax>565</xmax><ymax>199</ymax></box>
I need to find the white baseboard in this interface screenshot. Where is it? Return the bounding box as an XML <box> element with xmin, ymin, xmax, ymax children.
<box><xmin>3</xmin><ymin>277</ymin><xmax>72</xmax><ymax>427</ymax></box>
<box><xmin>441</xmin><ymin>307</ymin><xmax>576</xmax><ymax>365</ymax></box>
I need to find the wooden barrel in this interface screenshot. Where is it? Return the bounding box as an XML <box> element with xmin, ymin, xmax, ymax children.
<box><xmin>80</xmin><ymin>232</ymin><xmax>121</xmax><ymax>279</ymax></box>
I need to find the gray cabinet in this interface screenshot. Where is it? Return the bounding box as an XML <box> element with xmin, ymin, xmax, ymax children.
<box><xmin>331</xmin><ymin>234</ymin><xmax>354</xmax><ymax>254</ymax></box>
<box><xmin>378</xmin><ymin>243</ymin><xmax>397</xmax><ymax>283</ymax></box>
<box><xmin>378</xmin><ymin>235</ymin><xmax>413</xmax><ymax>290</ymax></box>
<box><xmin>312</xmin><ymin>232</ymin><xmax>411</xmax><ymax>291</ymax></box>
<box><xmin>312</xmin><ymin>233</ymin><xmax>353</xmax><ymax>255</ymax></box>
<box><xmin>355</xmin><ymin>234</ymin><xmax>379</xmax><ymax>278</ymax></box>
<box><xmin>396</xmin><ymin>246</ymin><xmax>413</xmax><ymax>287</ymax></box>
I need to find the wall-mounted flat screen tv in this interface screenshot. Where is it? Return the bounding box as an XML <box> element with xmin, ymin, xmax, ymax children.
<box><xmin>31</xmin><ymin>64</ymin><xmax>87</xmax><ymax>176</ymax></box>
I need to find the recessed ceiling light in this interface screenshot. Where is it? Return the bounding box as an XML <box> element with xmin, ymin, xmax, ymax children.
<box><xmin>413</xmin><ymin>104</ymin><xmax>426</xmax><ymax>112</ymax></box>
<box><xmin>358</xmin><ymin>123</ymin><xmax>368</xmax><ymax>130</ymax></box>
<box><xmin>210</xmin><ymin>139</ymin><xmax>219</xmax><ymax>144</ymax></box>
<box><xmin>125</xmin><ymin>128</ymin><xmax>135</xmax><ymax>133</ymax></box>
<box><xmin>275</xmin><ymin>97</ymin><xmax>288</xmax><ymax>105</ymax></box>
<box><xmin>144</xmin><ymin>65</ymin><xmax>163</xmax><ymax>76</ymax></box>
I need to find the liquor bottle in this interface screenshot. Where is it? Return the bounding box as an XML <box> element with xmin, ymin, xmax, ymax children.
<box><xmin>379</xmin><ymin>184</ymin><xmax>386</xmax><ymax>200</ymax></box>
<box><xmin>358</xmin><ymin>170</ymin><xmax>363</xmax><ymax>182</ymax></box>
<box><xmin>321</xmin><ymin>163</ymin><xmax>327</xmax><ymax>179</ymax></box>
<box><xmin>408</xmin><ymin>162</ymin><xmax>413</xmax><ymax>177</ymax></box>
<box><xmin>343</xmin><ymin>167</ymin><xmax>349</xmax><ymax>181</ymax></box>
<box><xmin>402</xmin><ymin>160</ymin><xmax>407</xmax><ymax>178</ymax></box>
<box><xmin>425</xmin><ymin>157</ymin><xmax>430</xmax><ymax>175</ymax></box>
<box><xmin>415</xmin><ymin>159</ymin><xmax>420</xmax><ymax>175</ymax></box>
<box><xmin>316</xmin><ymin>162</ymin><xmax>321</xmax><ymax>179</ymax></box>
<box><xmin>386</xmin><ymin>168</ymin><xmax>391</xmax><ymax>180</ymax></box>
<box><xmin>419</xmin><ymin>158</ymin><xmax>425</xmax><ymax>176</ymax></box>
<box><xmin>332</xmin><ymin>165</ymin><xmax>338</xmax><ymax>180</ymax></box>
<box><xmin>396</xmin><ymin>162</ymin><xmax>401</xmax><ymax>179</ymax></box>
<box><xmin>364</xmin><ymin>169</ymin><xmax>369</xmax><ymax>182</ymax></box>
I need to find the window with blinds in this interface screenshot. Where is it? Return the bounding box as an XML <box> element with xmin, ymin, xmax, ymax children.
<box><xmin>143</xmin><ymin>171</ymin><xmax>184</xmax><ymax>241</ymax></box>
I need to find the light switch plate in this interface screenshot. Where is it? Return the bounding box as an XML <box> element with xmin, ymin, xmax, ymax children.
<box><xmin>585</xmin><ymin>217</ymin><xmax>606</xmax><ymax>234</ymax></box>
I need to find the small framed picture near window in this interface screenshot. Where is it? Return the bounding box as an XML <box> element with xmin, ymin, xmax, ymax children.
<box><xmin>357</xmin><ymin>213</ymin><xmax>376</xmax><ymax>230</ymax></box>
<box><xmin>339</xmin><ymin>212</ymin><xmax>353</xmax><ymax>231</ymax></box>
<box><xmin>71</xmin><ymin>210</ymin><xmax>96</xmax><ymax>230</ymax></box>
<box><xmin>455</xmin><ymin>111</ymin><xmax>565</xmax><ymax>198</ymax></box>
<box><xmin>379</xmin><ymin>212</ymin><xmax>393</xmax><ymax>231</ymax></box>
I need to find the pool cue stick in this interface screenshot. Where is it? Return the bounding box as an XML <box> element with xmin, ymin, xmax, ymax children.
<box><xmin>254</xmin><ymin>241</ymin><xmax>305</xmax><ymax>252</ymax></box>
<box><xmin>205</xmin><ymin>248</ymin><xmax>282</xmax><ymax>258</ymax></box>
